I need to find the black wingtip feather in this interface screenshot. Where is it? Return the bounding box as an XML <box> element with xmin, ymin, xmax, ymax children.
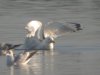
<box><xmin>68</xmin><ymin>22</ymin><xmax>83</xmax><ymax>31</ymax></box>
<box><xmin>74</xmin><ymin>23</ymin><xmax>83</xmax><ymax>31</ymax></box>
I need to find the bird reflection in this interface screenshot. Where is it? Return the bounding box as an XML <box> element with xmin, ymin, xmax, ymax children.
<box><xmin>9</xmin><ymin>50</ymin><xmax>55</xmax><ymax>75</ymax></box>
<box><xmin>31</xmin><ymin>50</ymin><xmax>55</xmax><ymax>75</ymax></box>
<box><xmin>9</xmin><ymin>64</ymin><xmax>34</xmax><ymax>75</ymax></box>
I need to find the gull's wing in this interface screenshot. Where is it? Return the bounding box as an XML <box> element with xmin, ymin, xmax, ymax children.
<box><xmin>36</xmin><ymin>23</ymin><xmax>45</xmax><ymax>41</ymax></box>
<box><xmin>25</xmin><ymin>51</ymin><xmax>37</xmax><ymax>61</ymax></box>
<box><xmin>24</xmin><ymin>20</ymin><xmax>44</xmax><ymax>50</ymax></box>
<box><xmin>44</xmin><ymin>22</ymin><xmax>82</xmax><ymax>38</ymax></box>
<box><xmin>0</xmin><ymin>43</ymin><xmax>22</xmax><ymax>50</ymax></box>
<box><xmin>13</xmin><ymin>52</ymin><xmax>27</xmax><ymax>63</ymax></box>
<box><xmin>14</xmin><ymin>51</ymin><xmax>37</xmax><ymax>64</ymax></box>
<box><xmin>25</xmin><ymin>20</ymin><xmax>42</xmax><ymax>37</ymax></box>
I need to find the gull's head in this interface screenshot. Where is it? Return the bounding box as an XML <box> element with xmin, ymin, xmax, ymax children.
<box><xmin>25</xmin><ymin>20</ymin><xmax>42</xmax><ymax>34</ymax></box>
<box><xmin>6</xmin><ymin>50</ymin><xmax>14</xmax><ymax>56</ymax></box>
<box><xmin>46</xmin><ymin>37</ymin><xmax>55</xmax><ymax>43</ymax></box>
<box><xmin>45</xmin><ymin>37</ymin><xmax>55</xmax><ymax>50</ymax></box>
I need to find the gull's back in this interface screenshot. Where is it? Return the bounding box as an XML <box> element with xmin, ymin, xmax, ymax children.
<box><xmin>24</xmin><ymin>36</ymin><xmax>41</xmax><ymax>51</ymax></box>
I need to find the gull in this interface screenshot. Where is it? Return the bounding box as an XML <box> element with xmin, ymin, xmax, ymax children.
<box><xmin>23</xmin><ymin>20</ymin><xmax>82</xmax><ymax>51</ymax></box>
<box><xmin>6</xmin><ymin>49</ymin><xmax>37</xmax><ymax>66</ymax></box>
<box><xmin>0</xmin><ymin>43</ymin><xmax>22</xmax><ymax>55</ymax></box>
<box><xmin>0</xmin><ymin>43</ymin><xmax>37</xmax><ymax>66</ymax></box>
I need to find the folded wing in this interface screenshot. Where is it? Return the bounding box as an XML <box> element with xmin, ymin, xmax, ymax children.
<box><xmin>14</xmin><ymin>51</ymin><xmax>37</xmax><ymax>64</ymax></box>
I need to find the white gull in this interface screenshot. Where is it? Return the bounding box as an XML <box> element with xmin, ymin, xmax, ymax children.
<box><xmin>23</xmin><ymin>20</ymin><xmax>82</xmax><ymax>51</ymax></box>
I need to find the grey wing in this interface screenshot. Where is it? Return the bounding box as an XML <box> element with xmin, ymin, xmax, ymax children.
<box><xmin>44</xmin><ymin>21</ymin><xmax>82</xmax><ymax>38</ymax></box>
<box><xmin>25</xmin><ymin>51</ymin><xmax>37</xmax><ymax>61</ymax></box>
<box><xmin>14</xmin><ymin>53</ymin><xmax>22</xmax><ymax>63</ymax></box>
<box><xmin>36</xmin><ymin>24</ymin><xmax>45</xmax><ymax>41</ymax></box>
<box><xmin>14</xmin><ymin>52</ymin><xmax>29</xmax><ymax>63</ymax></box>
<box><xmin>0</xmin><ymin>43</ymin><xmax>22</xmax><ymax>50</ymax></box>
<box><xmin>23</xmin><ymin>37</ymin><xmax>40</xmax><ymax>51</ymax></box>
<box><xmin>14</xmin><ymin>51</ymin><xmax>37</xmax><ymax>64</ymax></box>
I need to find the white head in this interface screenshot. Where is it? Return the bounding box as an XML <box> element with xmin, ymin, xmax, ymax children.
<box><xmin>43</xmin><ymin>37</ymin><xmax>55</xmax><ymax>50</ymax></box>
<box><xmin>25</xmin><ymin>20</ymin><xmax>42</xmax><ymax>36</ymax></box>
<box><xmin>44</xmin><ymin>37</ymin><xmax>55</xmax><ymax>44</ymax></box>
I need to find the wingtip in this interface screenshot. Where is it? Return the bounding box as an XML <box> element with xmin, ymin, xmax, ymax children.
<box><xmin>74</xmin><ymin>23</ymin><xmax>83</xmax><ymax>31</ymax></box>
<box><xmin>12</xmin><ymin>44</ymin><xmax>22</xmax><ymax>49</ymax></box>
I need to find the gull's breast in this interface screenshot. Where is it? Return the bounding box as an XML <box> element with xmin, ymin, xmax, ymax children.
<box><xmin>49</xmin><ymin>43</ymin><xmax>54</xmax><ymax>50</ymax></box>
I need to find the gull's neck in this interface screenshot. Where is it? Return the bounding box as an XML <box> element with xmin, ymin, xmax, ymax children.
<box><xmin>6</xmin><ymin>50</ymin><xmax>14</xmax><ymax>66</ymax></box>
